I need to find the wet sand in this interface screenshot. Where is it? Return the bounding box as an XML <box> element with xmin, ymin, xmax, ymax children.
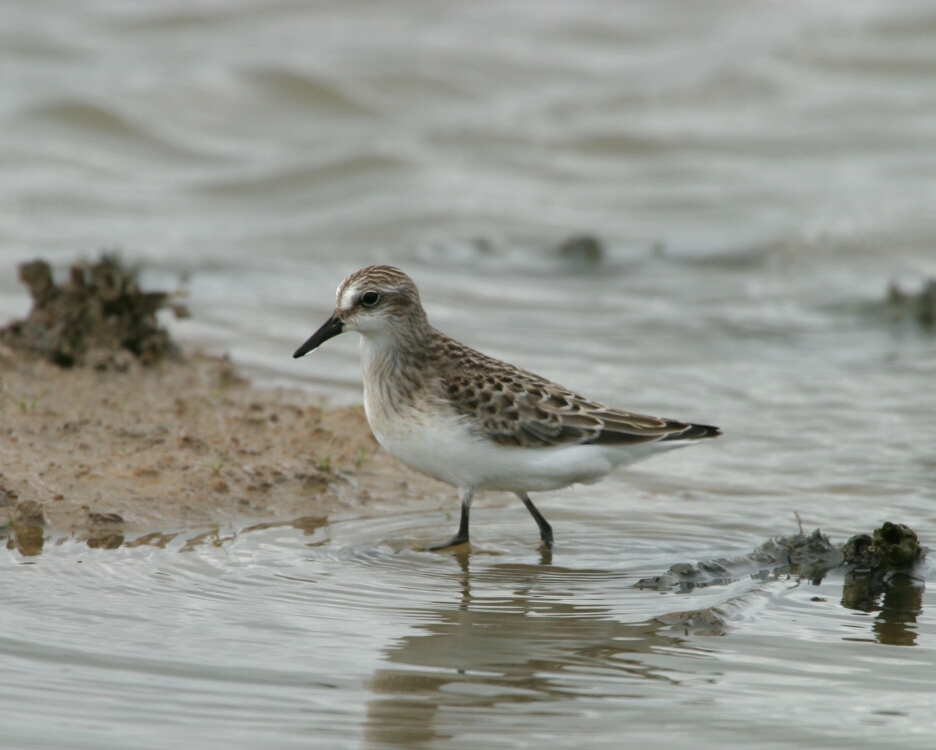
<box><xmin>0</xmin><ymin>346</ymin><xmax>447</xmax><ymax>549</ymax></box>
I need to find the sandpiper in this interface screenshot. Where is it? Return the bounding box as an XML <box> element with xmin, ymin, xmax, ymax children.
<box><xmin>294</xmin><ymin>265</ymin><xmax>720</xmax><ymax>550</ymax></box>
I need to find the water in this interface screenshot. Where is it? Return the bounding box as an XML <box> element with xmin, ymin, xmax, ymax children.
<box><xmin>2</xmin><ymin>1</ymin><xmax>935</xmax><ymax>747</ymax></box>
<box><xmin>3</xmin><ymin>518</ymin><xmax>933</xmax><ymax>749</ymax></box>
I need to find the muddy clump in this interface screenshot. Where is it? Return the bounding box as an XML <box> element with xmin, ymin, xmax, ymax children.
<box><xmin>555</xmin><ymin>235</ymin><xmax>604</xmax><ymax>264</ymax></box>
<box><xmin>0</xmin><ymin>255</ymin><xmax>186</xmax><ymax>368</ymax></box>
<box><xmin>638</xmin><ymin>521</ymin><xmax>925</xmax><ymax>593</ymax></box>
<box><xmin>886</xmin><ymin>279</ymin><xmax>935</xmax><ymax>328</ymax></box>
<box><xmin>640</xmin><ymin>521</ymin><xmax>926</xmax><ymax>643</ymax></box>
<box><xmin>842</xmin><ymin>521</ymin><xmax>922</xmax><ymax>570</ymax></box>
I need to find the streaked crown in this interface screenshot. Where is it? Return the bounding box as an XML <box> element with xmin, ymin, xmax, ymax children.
<box><xmin>335</xmin><ymin>265</ymin><xmax>427</xmax><ymax>334</ymax></box>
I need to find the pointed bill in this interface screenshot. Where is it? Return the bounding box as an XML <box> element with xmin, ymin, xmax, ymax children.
<box><xmin>293</xmin><ymin>314</ymin><xmax>344</xmax><ymax>358</ymax></box>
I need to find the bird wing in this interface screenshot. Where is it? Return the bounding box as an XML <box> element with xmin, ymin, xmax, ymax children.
<box><xmin>441</xmin><ymin>356</ymin><xmax>706</xmax><ymax>448</ymax></box>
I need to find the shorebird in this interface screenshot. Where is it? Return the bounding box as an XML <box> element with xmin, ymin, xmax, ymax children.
<box><xmin>294</xmin><ymin>265</ymin><xmax>720</xmax><ymax>550</ymax></box>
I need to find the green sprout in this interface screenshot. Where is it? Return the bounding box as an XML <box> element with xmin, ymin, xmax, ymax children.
<box><xmin>316</xmin><ymin>438</ymin><xmax>334</xmax><ymax>472</ymax></box>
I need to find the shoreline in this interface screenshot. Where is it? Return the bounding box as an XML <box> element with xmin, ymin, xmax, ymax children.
<box><xmin>0</xmin><ymin>346</ymin><xmax>448</xmax><ymax>554</ymax></box>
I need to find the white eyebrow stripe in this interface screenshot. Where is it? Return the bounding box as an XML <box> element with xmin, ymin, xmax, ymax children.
<box><xmin>338</xmin><ymin>280</ymin><xmax>362</xmax><ymax>312</ymax></box>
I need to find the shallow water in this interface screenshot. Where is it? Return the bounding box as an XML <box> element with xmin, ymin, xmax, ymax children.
<box><xmin>3</xmin><ymin>516</ymin><xmax>934</xmax><ymax>749</ymax></box>
<box><xmin>2</xmin><ymin>1</ymin><xmax>936</xmax><ymax>748</ymax></box>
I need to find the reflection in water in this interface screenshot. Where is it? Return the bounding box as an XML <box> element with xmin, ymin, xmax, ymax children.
<box><xmin>3</xmin><ymin>500</ymin><xmax>46</xmax><ymax>556</ymax></box>
<box><xmin>364</xmin><ymin>551</ymin><xmax>697</xmax><ymax>748</ymax></box>
<box><xmin>842</xmin><ymin>570</ymin><xmax>924</xmax><ymax>647</ymax></box>
<box><xmin>364</xmin><ymin>534</ymin><xmax>929</xmax><ymax>744</ymax></box>
<box><xmin>5</xmin><ymin>521</ymin><xmax>44</xmax><ymax>556</ymax></box>
<box><xmin>85</xmin><ymin>528</ymin><xmax>125</xmax><ymax>549</ymax></box>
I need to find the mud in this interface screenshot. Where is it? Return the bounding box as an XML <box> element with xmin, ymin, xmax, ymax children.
<box><xmin>0</xmin><ymin>347</ymin><xmax>446</xmax><ymax>555</ymax></box>
<box><xmin>638</xmin><ymin>523</ymin><xmax>924</xmax><ymax>593</ymax></box>
<box><xmin>639</xmin><ymin>523</ymin><xmax>925</xmax><ymax>639</ymax></box>
<box><xmin>0</xmin><ymin>256</ymin><xmax>449</xmax><ymax>556</ymax></box>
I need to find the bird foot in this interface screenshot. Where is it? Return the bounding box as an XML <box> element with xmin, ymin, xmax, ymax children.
<box><xmin>428</xmin><ymin>534</ymin><xmax>470</xmax><ymax>552</ymax></box>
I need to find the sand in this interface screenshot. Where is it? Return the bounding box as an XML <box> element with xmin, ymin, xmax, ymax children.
<box><xmin>0</xmin><ymin>346</ymin><xmax>448</xmax><ymax>554</ymax></box>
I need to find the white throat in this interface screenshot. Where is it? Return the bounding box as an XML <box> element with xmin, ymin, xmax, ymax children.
<box><xmin>358</xmin><ymin>329</ymin><xmax>397</xmax><ymax>377</ymax></box>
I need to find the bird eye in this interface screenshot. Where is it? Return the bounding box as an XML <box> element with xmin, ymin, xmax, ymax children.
<box><xmin>360</xmin><ymin>291</ymin><xmax>380</xmax><ymax>307</ymax></box>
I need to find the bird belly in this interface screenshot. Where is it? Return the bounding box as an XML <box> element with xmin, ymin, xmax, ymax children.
<box><xmin>364</xmin><ymin>399</ymin><xmax>483</xmax><ymax>488</ymax></box>
<box><xmin>469</xmin><ymin>443</ymin><xmax>621</xmax><ymax>492</ymax></box>
<box><xmin>468</xmin><ymin>439</ymin><xmax>698</xmax><ymax>492</ymax></box>
<box><xmin>363</xmin><ymin>384</ymin><xmax>697</xmax><ymax>493</ymax></box>
<box><xmin>364</xmin><ymin>398</ymin><xmax>661</xmax><ymax>492</ymax></box>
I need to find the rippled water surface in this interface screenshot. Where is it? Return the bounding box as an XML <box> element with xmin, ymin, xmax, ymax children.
<box><xmin>2</xmin><ymin>1</ymin><xmax>936</xmax><ymax>748</ymax></box>
<box><xmin>3</xmin><ymin>516</ymin><xmax>935</xmax><ymax>749</ymax></box>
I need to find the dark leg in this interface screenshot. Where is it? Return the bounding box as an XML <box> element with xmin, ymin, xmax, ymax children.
<box><xmin>429</xmin><ymin>488</ymin><xmax>473</xmax><ymax>551</ymax></box>
<box><xmin>517</xmin><ymin>492</ymin><xmax>553</xmax><ymax>548</ymax></box>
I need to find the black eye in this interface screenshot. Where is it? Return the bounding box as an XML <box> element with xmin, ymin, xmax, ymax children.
<box><xmin>360</xmin><ymin>291</ymin><xmax>380</xmax><ymax>307</ymax></box>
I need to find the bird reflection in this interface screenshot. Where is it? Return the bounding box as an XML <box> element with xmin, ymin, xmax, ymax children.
<box><xmin>363</xmin><ymin>536</ymin><xmax>928</xmax><ymax>747</ymax></box>
<box><xmin>364</xmin><ymin>548</ymin><xmax>697</xmax><ymax>748</ymax></box>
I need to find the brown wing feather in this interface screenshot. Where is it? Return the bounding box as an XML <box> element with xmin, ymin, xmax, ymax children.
<box><xmin>437</xmin><ymin>342</ymin><xmax>706</xmax><ymax>448</ymax></box>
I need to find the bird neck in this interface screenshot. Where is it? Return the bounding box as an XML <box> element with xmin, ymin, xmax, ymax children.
<box><xmin>358</xmin><ymin>316</ymin><xmax>444</xmax><ymax>419</ymax></box>
<box><xmin>358</xmin><ymin>315</ymin><xmax>436</xmax><ymax>379</ymax></box>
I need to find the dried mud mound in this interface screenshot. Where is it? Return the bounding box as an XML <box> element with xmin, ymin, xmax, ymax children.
<box><xmin>0</xmin><ymin>350</ymin><xmax>447</xmax><ymax>555</ymax></box>
<box><xmin>0</xmin><ymin>255</ymin><xmax>184</xmax><ymax>368</ymax></box>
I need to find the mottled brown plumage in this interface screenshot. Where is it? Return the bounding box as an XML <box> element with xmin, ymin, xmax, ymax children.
<box><xmin>432</xmin><ymin>337</ymin><xmax>716</xmax><ymax>448</ymax></box>
<box><xmin>295</xmin><ymin>265</ymin><xmax>721</xmax><ymax>550</ymax></box>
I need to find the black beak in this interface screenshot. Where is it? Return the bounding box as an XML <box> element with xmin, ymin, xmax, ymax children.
<box><xmin>293</xmin><ymin>314</ymin><xmax>344</xmax><ymax>358</ymax></box>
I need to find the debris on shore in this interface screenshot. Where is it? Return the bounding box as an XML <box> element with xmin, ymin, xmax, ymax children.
<box><xmin>0</xmin><ymin>255</ymin><xmax>187</xmax><ymax>368</ymax></box>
